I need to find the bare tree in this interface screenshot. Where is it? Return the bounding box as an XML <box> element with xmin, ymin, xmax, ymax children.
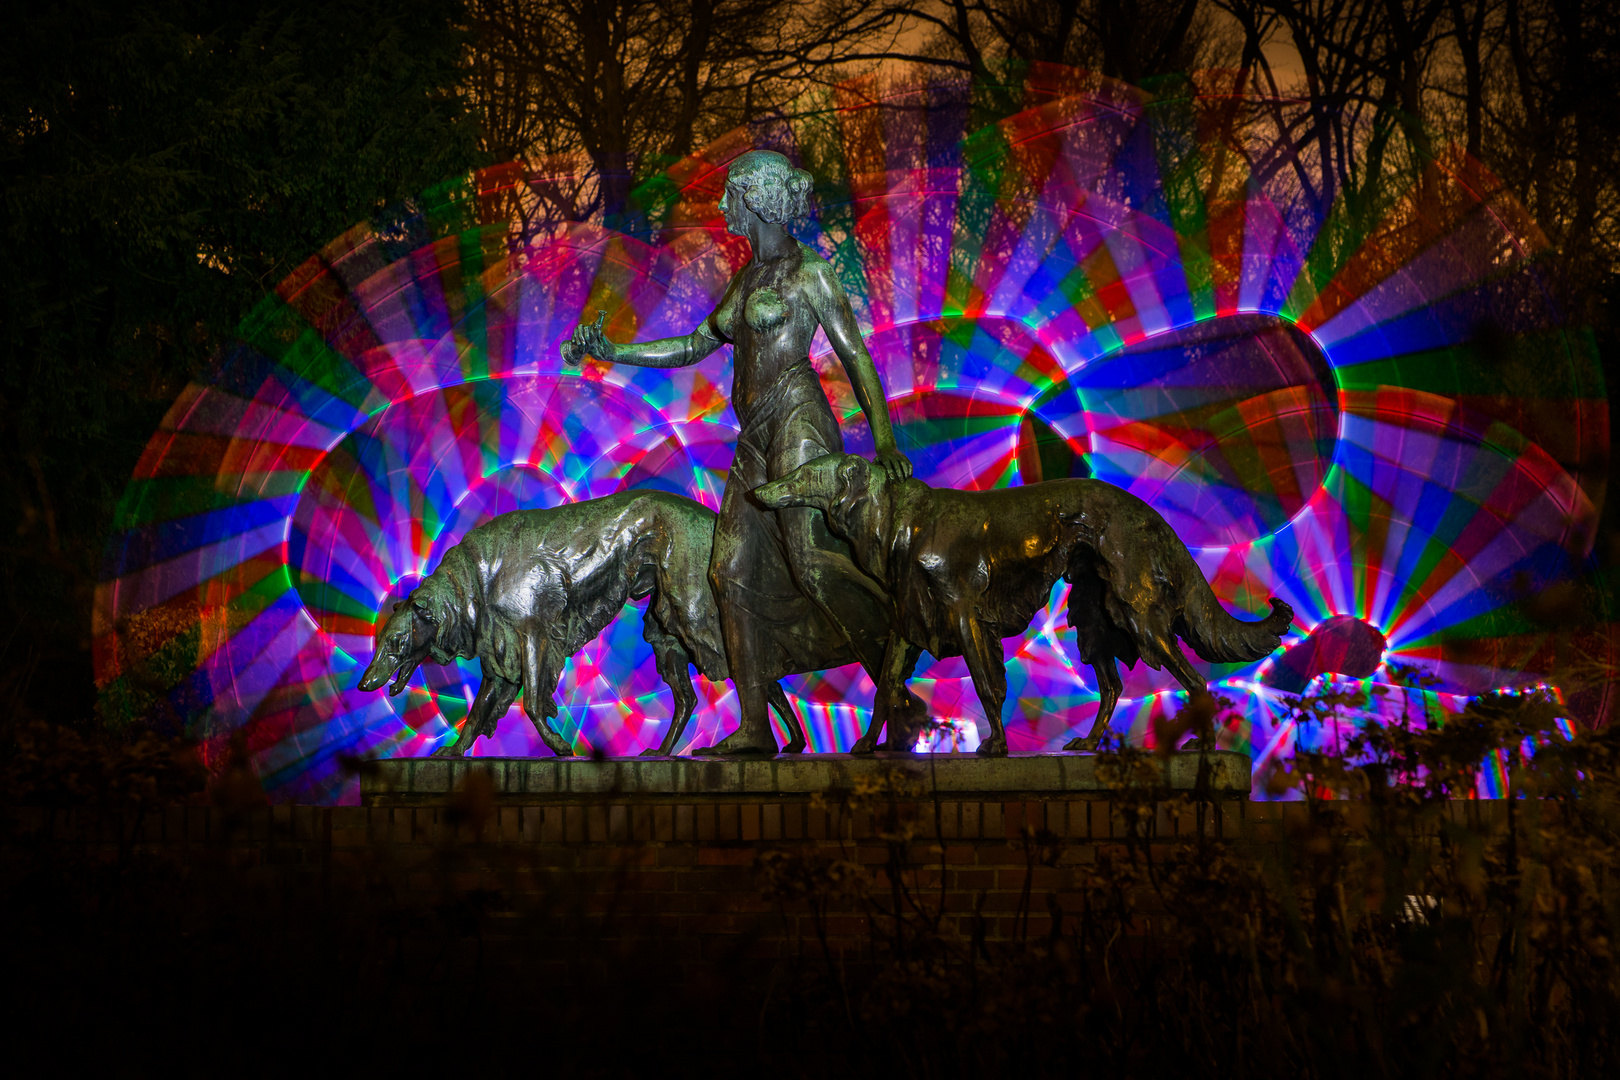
<box><xmin>461</xmin><ymin>0</ymin><xmax>1618</xmax><ymax>326</ymax></box>
<box><xmin>462</xmin><ymin>0</ymin><xmax>911</xmax><ymax>229</ymax></box>
<box><xmin>1215</xmin><ymin>0</ymin><xmax>1618</xmax><ymax>309</ymax></box>
<box><xmin>881</xmin><ymin>0</ymin><xmax>1236</xmax><ymax>84</ymax></box>
<box><xmin>1488</xmin><ymin>0</ymin><xmax>1619</xmax><ymax>307</ymax></box>
<box><xmin>1216</xmin><ymin>0</ymin><xmax>1449</xmax><ymax>235</ymax></box>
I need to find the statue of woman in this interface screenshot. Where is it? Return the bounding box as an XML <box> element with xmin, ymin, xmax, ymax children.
<box><xmin>564</xmin><ymin>149</ymin><xmax>917</xmax><ymax>754</ymax></box>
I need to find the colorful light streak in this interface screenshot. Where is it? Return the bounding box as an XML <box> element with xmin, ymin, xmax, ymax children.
<box><xmin>93</xmin><ymin>69</ymin><xmax>1608</xmax><ymax>802</ymax></box>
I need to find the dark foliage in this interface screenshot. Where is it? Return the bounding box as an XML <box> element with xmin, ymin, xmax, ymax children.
<box><xmin>2</xmin><ymin>687</ymin><xmax>1616</xmax><ymax>1075</ymax></box>
<box><xmin>0</xmin><ymin>719</ymin><xmax>206</xmax><ymax>810</ymax></box>
<box><xmin>0</xmin><ymin>0</ymin><xmax>482</xmax><ymax>732</ymax></box>
<box><xmin>751</xmin><ymin>690</ymin><xmax>1620</xmax><ymax>1077</ymax></box>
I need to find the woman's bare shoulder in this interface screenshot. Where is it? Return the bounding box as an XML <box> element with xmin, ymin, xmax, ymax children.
<box><xmin>795</xmin><ymin>243</ymin><xmax>846</xmax><ymax>291</ymax></box>
<box><xmin>795</xmin><ymin>241</ymin><xmax>832</xmax><ymax>270</ymax></box>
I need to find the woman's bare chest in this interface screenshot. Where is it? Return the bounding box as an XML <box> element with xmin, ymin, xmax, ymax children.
<box><xmin>734</xmin><ymin>263</ymin><xmax>818</xmax><ymax>346</ymax></box>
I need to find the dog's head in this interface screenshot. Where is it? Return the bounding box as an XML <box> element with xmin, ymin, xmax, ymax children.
<box><xmin>359</xmin><ymin>599</ymin><xmax>440</xmax><ymax>695</ymax></box>
<box><xmin>755</xmin><ymin>453</ymin><xmax>883</xmax><ymax>530</ymax></box>
<box><xmin>756</xmin><ymin>453</ymin><xmax>894</xmax><ymax>579</ymax></box>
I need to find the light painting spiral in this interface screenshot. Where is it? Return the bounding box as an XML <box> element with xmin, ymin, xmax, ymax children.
<box><xmin>94</xmin><ymin>68</ymin><xmax>1609</xmax><ymax>801</ymax></box>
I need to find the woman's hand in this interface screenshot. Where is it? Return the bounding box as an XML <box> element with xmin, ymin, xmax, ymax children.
<box><xmin>874</xmin><ymin>448</ymin><xmax>913</xmax><ymax>483</ymax></box>
<box><xmin>562</xmin><ymin>310</ymin><xmax>615</xmax><ymax>365</ymax></box>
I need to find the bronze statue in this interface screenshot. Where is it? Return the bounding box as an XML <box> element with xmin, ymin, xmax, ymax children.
<box><xmin>360</xmin><ymin>153</ymin><xmax>1289</xmax><ymax>761</ymax></box>
<box><xmin>755</xmin><ymin>453</ymin><xmax>1294</xmax><ymax>755</ymax></box>
<box><xmin>564</xmin><ymin>149</ymin><xmax>923</xmax><ymax>755</ymax></box>
<box><xmin>358</xmin><ymin>490</ymin><xmax>806</xmax><ymax>757</ymax></box>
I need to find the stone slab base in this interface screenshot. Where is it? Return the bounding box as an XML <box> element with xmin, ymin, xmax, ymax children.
<box><xmin>361</xmin><ymin>750</ymin><xmax>1251</xmax><ymax>805</ymax></box>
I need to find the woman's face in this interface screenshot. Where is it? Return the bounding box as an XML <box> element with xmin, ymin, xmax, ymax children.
<box><xmin>719</xmin><ymin>181</ymin><xmax>751</xmax><ymax>237</ymax></box>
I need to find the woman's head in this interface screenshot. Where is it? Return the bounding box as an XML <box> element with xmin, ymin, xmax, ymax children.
<box><xmin>723</xmin><ymin>150</ymin><xmax>813</xmax><ymax>227</ymax></box>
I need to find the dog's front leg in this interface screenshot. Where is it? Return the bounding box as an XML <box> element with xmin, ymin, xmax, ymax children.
<box><xmin>433</xmin><ymin>674</ymin><xmax>520</xmax><ymax>757</ymax></box>
<box><xmin>850</xmin><ymin>712</ymin><xmax>884</xmax><ymax>755</ymax></box>
<box><xmin>524</xmin><ymin>704</ymin><xmax>575</xmax><ymax>757</ymax></box>
<box><xmin>766</xmin><ymin>683</ymin><xmax>806</xmax><ymax>754</ymax></box>
<box><xmin>872</xmin><ymin>632</ymin><xmax>926</xmax><ymax>751</ymax></box>
<box><xmin>957</xmin><ymin>611</ymin><xmax>1009</xmax><ymax>756</ymax></box>
<box><xmin>521</xmin><ymin>690</ymin><xmax>575</xmax><ymax>756</ymax></box>
<box><xmin>645</xmin><ymin>637</ymin><xmax>699</xmax><ymax>756</ymax></box>
<box><xmin>520</xmin><ymin>633</ymin><xmax>575</xmax><ymax>757</ymax></box>
<box><xmin>849</xmin><ymin>633</ymin><xmax>913</xmax><ymax>754</ymax></box>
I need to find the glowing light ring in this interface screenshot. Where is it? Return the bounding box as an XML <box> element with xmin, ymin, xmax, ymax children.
<box><xmin>95</xmin><ymin>70</ymin><xmax>1608</xmax><ymax>801</ymax></box>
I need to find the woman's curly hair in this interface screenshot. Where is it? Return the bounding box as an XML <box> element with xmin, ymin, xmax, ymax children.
<box><xmin>726</xmin><ymin>150</ymin><xmax>813</xmax><ymax>224</ymax></box>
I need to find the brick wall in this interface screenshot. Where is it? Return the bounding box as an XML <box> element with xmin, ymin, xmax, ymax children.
<box><xmin>1</xmin><ymin>794</ymin><xmax>1283</xmax><ymax>969</ymax></box>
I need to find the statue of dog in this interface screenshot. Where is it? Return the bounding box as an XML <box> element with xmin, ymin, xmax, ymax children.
<box><xmin>359</xmin><ymin>490</ymin><xmax>804</xmax><ymax>757</ymax></box>
<box><xmin>755</xmin><ymin>453</ymin><xmax>1293</xmax><ymax>755</ymax></box>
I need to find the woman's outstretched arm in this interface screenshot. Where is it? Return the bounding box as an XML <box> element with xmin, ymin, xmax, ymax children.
<box><xmin>563</xmin><ymin>310</ymin><xmax>727</xmax><ymax>369</ymax></box>
<box><xmin>808</xmin><ymin>263</ymin><xmax>912</xmax><ymax>481</ymax></box>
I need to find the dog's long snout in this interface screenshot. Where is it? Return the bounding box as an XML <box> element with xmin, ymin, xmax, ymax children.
<box><xmin>358</xmin><ymin>655</ymin><xmax>394</xmax><ymax>692</ymax></box>
<box><xmin>756</xmin><ymin>454</ymin><xmax>842</xmax><ymax>509</ymax></box>
<box><xmin>755</xmin><ymin>477</ymin><xmax>798</xmax><ymax>508</ymax></box>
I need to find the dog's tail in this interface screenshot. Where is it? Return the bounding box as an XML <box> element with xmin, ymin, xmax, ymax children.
<box><xmin>1171</xmin><ymin>544</ymin><xmax>1294</xmax><ymax>664</ymax></box>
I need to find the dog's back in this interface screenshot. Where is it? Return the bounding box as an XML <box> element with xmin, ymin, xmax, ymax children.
<box><xmin>885</xmin><ymin>479</ymin><xmax>1100</xmax><ymax>654</ymax></box>
<box><xmin>888</xmin><ymin>475</ymin><xmax>1284</xmax><ymax>662</ymax></box>
<box><xmin>451</xmin><ymin>489</ymin><xmax>719</xmax><ymax>663</ymax></box>
<box><xmin>766</xmin><ymin>452</ymin><xmax>1288</xmax><ymax>754</ymax></box>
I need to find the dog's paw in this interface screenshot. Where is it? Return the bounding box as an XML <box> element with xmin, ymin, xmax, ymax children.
<box><xmin>1061</xmin><ymin>736</ymin><xmax>1087</xmax><ymax>752</ymax></box>
<box><xmin>780</xmin><ymin>737</ymin><xmax>807</xmax><ymax>754</ymax></box>
<box><xmin>849</xmin><ymin>736</ymin><xmax>879</xmax><ymax>755</ymax></box>
<box><xmin>638</xmin><ymin>747</ymin><xmax>669</xmax><ymax>758</ymax></box>
<box><xmin>975</xmin><ymin>736</ymin><xmax>1008</xmax><ymax>757</ymax></box>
